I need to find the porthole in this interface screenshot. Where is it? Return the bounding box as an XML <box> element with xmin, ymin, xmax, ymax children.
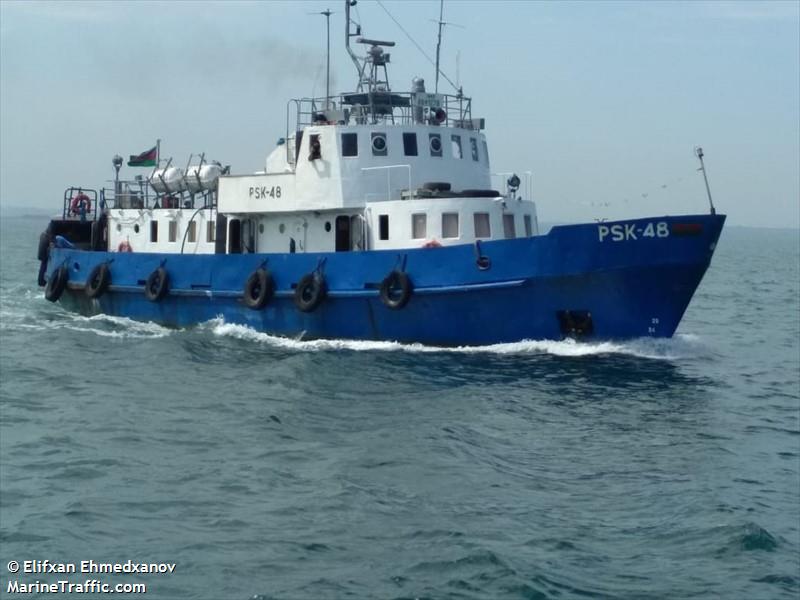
<box><xmin>134</xmin><ymin>224</ymin><xmax>140</xmax><ymax>234</ymax></box>
<box><xmin>279</xmin><ymin>223</ymin><xmax>285</xmax><ymax>234</ymax></box>
<box><xmin>325</xmin><ymin>221</ymin><xmax>332</xmax><ymax>232</ymax></box>
<box><xmin>430</xmin><ymin>135</ymin><xmax>442</xmax><ymax>155</ymax></box>
<box><xmin>371</xmin><ymin>133</ymin><xmax>387</xmax><ymax>155</ymax></box>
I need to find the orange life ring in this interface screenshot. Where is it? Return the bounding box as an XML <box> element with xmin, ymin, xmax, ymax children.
<box><xmin>118</xmin><ymin>240</ymin><xmax>133</xmax><ymax>253</ymax></box>
<box><xmin>70</xmin><ymin>193</ymin><xmax>91</xmax><ymax>215</ymax></box>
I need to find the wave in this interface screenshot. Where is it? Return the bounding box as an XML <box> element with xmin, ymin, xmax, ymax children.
<box><xmin>1</xmin><ymin>310</ymin><xmax>171</xmax><ymax>339</ymax></box>
<box><xmin>210</xmin><ymin>319</ymin><xmax>707</xmax><ymax>360</ymax></box>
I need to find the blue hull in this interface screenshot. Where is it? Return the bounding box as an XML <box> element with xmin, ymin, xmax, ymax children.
<box><xmin>43</xmin><ymin>214</ymin><xmax>725</xmax><ymax>345</ymax></box>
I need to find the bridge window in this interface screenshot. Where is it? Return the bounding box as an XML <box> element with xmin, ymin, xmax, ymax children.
<box><xmin>412</xmin><ymin>213</ymin><xmax>427</xmax><ymax>239</ymax></box>
<box><xmin>470</xmin><ymin>138</ymin><xmax>479</xmax><ymax>161</ymax></box>
<box><xmin>429</xmin><ymin>133</ymin><xmax>442</xmax><ymax>157</ymax></box>
<box><xmin>341</xmin><ymin>133</ymin><xmax>358</xmax><ymax>157</ymax></box>
<box><xmin>451</xmin><ymin>135</ymin><xmax>462</xmax><ymax>159</ymax></box>
<box><xmin>379</xmin><ymin>214</ymin><xmax>389</xmax><ymax>240</ymax></box>
<box><xmin>371</xmin><ymin>132</ymin><xmax>387</xmax><ymax>156</ymax></box>
<box><xmin>503</xmin><ymin>214</ymin><xmax>516</xmax><ymax>239</ymax></box>
<box><xmin>403</xmin><ymin>132</ymin><xmax>418</xmax><ymax>156</ymax></box>
<box><xmin>169</xmin><ymin>221</ymin><xmax>177</xmax><ymax>243</ymax></box>
<box><xmin>524</xmin><ymin>215</ymin><xmax>532</xmax><ymax>237</ymax></box>
<box><xmin>442</xmin><ymin>213</ymin><xmax>459</xmax><ymax>238</ymax></box>
<box><xmin>150</xmin><ymin>221</ymin><xmax>158</xmax><ymax>243</ymax></box>
<box><xmin>474</xmin><ymin>213</ymin><xmax>491</xmax><ymax>238</ymax></box>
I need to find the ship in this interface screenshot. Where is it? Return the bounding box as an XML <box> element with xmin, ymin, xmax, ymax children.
<box><xmin>36</xmin><ymin>1</ymin><xmax>725</xmax><ymax>346</ymax></box>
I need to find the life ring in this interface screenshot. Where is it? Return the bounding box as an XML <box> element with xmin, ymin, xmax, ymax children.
<box><xmin>243</xmin><ymin>268</ymin><xmax>275</xmax><ymax>310</ymax></box>
<box><xmin>118</xmin><ymin>240</ymin><xmax>133</xmax><ymax>252</ymax></box>
<box><xmin>69</xmin><ymin>193</ymin><xmax>91</xmax><ymax>216</ymax></box>
<box><xmin>144</xmin><ymin>266</ymin><xmax>169</xmax><ymax>302</ymax></box>
<box><xmin>85</xmin><ymin>263</ymin><xmax>111</xmax><ymax>299</ymax></box>
<box><xmin>44</xmin><ymin>264</ymin><xmax>69</xmax><ymax>302</ymax></box>
<box><xmin>379</xmin><ymin>270</ymin><xmax>413</xmax><ymax>310</ymax></box>
<box><xmin>294</xmin><ymin>273</ymin><xmax>326</xmax><ymax>312</ymax></box>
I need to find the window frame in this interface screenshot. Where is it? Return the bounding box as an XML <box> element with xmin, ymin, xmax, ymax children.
<box><xmin>442</xmin><ymin>212</ymin><xmax>459</xmax><ymax>239</ymax></box>
<box><xmin>379</xmin><ymin>214</ymin><xmax>390</xmax><ymax>240</ymax></box>
<box><xmin>403</xmin><ymin>132</ymin><xmax>418</xmax><ymax>156</ymax></box>
<box><xmin>451</xmin><ymin>134</ymin><xmax>463</xmax><ymax>159</ymax></box>
<box><xmin>371</xmin><ymin>132</ymin><xmax>388</xmax><ymax>157</ymax></box>
<box><xmin>341</xmin><ymin>132</ymin><xmax>358</xmax><ymax>157</ymax></box>
<box><xmin>411</xmin><ymin>213</ymin><xmax>427</xmax><ymax>239</ymax></box>
<box><xmin>429</xmin><ymin>133</ymin><xmax>442</xmax><ymax>157</ymax></box>
<box><xmin>473</xmin><ymin>212</ymin><xmax>491</xmax><ymax>238</ymax></box>
<box><xmin>503</xmin><ymin>214</ymin><xmax>516</xmax><ymax>239</ymax></box>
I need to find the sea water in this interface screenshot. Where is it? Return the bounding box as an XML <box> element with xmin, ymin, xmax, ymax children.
<box><xmin>1</xmin><ymin>215</ymin><xmax>798</xmax><ymax>599</ymax></box>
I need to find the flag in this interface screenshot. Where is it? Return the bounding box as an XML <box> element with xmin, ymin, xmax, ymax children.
<box><xmin>128</xmin><ymin>145</ymin><xmax>157</xmax><ymax>167</ymax></box>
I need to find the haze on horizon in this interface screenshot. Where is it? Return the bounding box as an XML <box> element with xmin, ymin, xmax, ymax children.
<box><xmin>1</xmin><ymin>0</ymin><xmax>798</xmax><ymax>229</ymax></box>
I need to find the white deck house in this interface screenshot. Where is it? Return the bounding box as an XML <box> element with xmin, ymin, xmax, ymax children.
<box><xmin>104</xmin><ymin>35</ymin><xmax>538</xmax><ymax>256</ymax></box>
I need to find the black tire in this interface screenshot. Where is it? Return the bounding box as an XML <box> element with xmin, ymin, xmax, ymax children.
<box><xmin>86</xmin><ymin>263</ymin><xmax>111</xmax><ymax>299</ymax></box>
<box><xmin>243</xmin><ymin>268</ymin><xmax>275</xmax><ymax>310</ymax></box>
<box><xmin>379</xmin><ymin>270</ymin><xmax>413</xmax><ymax>310</ymax></box>
<box><xmin>422</xmin><ymin>181</ymin><xmax>451</xmax><ymax>192</ymax></box>
<box><xmin>37</xmin><ymin>230</ymin><xmax>51</xmax><ymax>261</ymax></box>
<box><xmin>144</xmin><ymin>267</ymin><xmax>169</xmax><ymax>302</ymax></box>
<box><xmin>461</xmin><ymin>189</ymin><xmax>501</xmax><ymax>198</ymax></box>
<box><xmin>294</xmin><ymin>273</ymin><xmax>326</xmax><ymax>313</ymax></box>
<box><xmin>45</xmin><ymin>264</ymin><xmax>68</xmax><ymax>302</ymax></box>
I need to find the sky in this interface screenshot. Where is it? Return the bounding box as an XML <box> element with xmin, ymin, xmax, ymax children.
<box><xmin>1</xmin><ymin>0</ymin><xmax>798</xmax><ymax>228</ymax></box>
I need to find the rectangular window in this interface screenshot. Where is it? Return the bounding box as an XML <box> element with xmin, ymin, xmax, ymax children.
<box><xmin>379</xmin><ymin>214</ymin><xmax>389</xmax><ymax>240</ymax></box>
<box><xmin>207</xmin><ymin>220</ymin><xmax>216</xmax><ymax>242</ymax></box>
<box><xmin>442</xmin><ymin>213</ymin><xmax>459</xmax><ymax>239</ymax></box>
<box><xmin>187</xmin><ymin>221</ymin><xmax>196</xmax><ymax>243</ymax></box>
<box><xmin>470</xmin><ymin>137</ymin><xmax>479</xmax><ymax>161</ymax></box>
<box><xmin>429</xmin><ymin>133</ymin><xmax>442</xmax><ymax>157</ymax></box>
<box><xmin>474</xmin><ymin>213</ymin><xmax>491</xmax><ymax>238</ymax></box>
<box><xmin>371</xmin><ymin>132</ymin><xmax>387</xmax><ymax>156</ymax></box>
<box><xmin>524</xmin><ymin>215</ymin><xmax>532</xmax><ymax>237</ymax></box>
<box><xmin>150</xmin><ymin>220</ymin><xmax>158</xmax><ymax>243</ymax></box>
<box><xmin>412</xmin><ymin>213</ymin><xmax>427</xmax><ymax>239</ymax></box>
<box><xmin>451</xmin><ymin>135</ymin><xmax>462</xmax><ymax>159</ymax></box>
<box><xmin>168</xmin><ymin>221</ymin><xmax>177</xmax><ymax>243</ymax></box>
<box><xmin>503</xmin><ymin>214</ymin><xmax>516</xmax><ymax>239</ymax></box>
<box><xmin>341</xmin><ymin>132</ymin><xmax>358</xmax><ymax>157</ymax></box>
<box><xmin>403</xmin><ymin>132</ymin><xmax>418</xmax><ymax>156</ymax></box>
<box><xmin>308</xmin><ymin>134</ymin><xmax>321</xmax><ymax>160</ymax></box>
<box><xmin>482</xmin><ymin>140</ymin><xmax>489</xmax><ymax>166</ymax></box>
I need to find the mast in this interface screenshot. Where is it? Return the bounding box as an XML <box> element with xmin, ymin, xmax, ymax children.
<box><xmin>435</xmin><ymin>0</ymin><xmax>444</xmax><ymax>93</ymax></box>
<box><xmin>695</xmin><ymin>146</ymin><xmax>716</xmax><ymax>215</ymax></box>
<box><xmin>321</xmin><ymin>9</ymin><xmax>332</xmax><ymax>107</ymax></box>
<box><xmin>344</xmin><ymin>0</ymin><xmax>362</xmax><ymax>79</ymax></box>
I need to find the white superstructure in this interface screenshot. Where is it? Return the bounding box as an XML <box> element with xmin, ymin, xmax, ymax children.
<box><xmin>104</xmin><ymin>17</ymin><xmax>538</xmax><ymax>256</ymax></box>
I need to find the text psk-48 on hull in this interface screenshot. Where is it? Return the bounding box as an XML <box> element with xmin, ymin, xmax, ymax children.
<box><xmin>36</xmin><ymin>1</ymin><xmax>725</xmax><ymax>346</ymax></box>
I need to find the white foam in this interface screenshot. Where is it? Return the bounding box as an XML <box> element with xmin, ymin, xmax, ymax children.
<box><xmin>210</xmin><ymin>320</ymin><xmax>706</xmax><ymax>360</ymax></box>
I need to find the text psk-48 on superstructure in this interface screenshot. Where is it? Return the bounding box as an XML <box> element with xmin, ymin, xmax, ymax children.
<box><xmin>36</xmin><ymin>1</ymin><xmax>725</xmax><ymax>345</ymax></box>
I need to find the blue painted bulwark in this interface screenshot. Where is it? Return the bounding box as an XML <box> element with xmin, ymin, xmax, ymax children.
<box><xmin>45</xmin><ymin>214</ymin><xmax>725</xmax><ymax>345</ymax></box>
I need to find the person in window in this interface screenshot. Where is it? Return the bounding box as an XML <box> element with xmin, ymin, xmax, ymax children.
<box><xmin>309</xmin><ymin>137</ymin><xmax>322</xmax><ymax>161</ymax></box>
